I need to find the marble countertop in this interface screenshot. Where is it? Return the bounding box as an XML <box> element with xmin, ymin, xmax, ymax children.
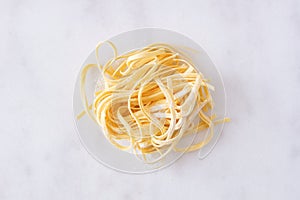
<box><xmin>1</xmin><ymin>0</ymin><xmax>299</xmax><ymax>199</ymax></box>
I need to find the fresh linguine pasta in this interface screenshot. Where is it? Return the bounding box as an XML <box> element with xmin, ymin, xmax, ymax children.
<box><xmin>77</xmin><ymin>42</ymin><xmax>229</xmax><ymax>163</ymax></box>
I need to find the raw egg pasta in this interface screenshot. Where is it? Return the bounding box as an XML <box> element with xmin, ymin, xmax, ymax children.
<box><xmin>77</xmin><ymin>42</ymin><xmax>229</xmax><ymax>163</ymax></box>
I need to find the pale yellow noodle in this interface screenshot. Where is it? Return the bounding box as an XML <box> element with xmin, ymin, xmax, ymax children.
<box><xmin>77</xmin><ymin>41</ymin><xmax>229</xmax><ymax>163</ymax></box>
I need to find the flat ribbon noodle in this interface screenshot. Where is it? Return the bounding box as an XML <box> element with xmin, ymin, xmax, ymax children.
<box><xmin>77</xmin><ymin>42</ymin><xmax>229</xmax><ymax>163</ymax></box>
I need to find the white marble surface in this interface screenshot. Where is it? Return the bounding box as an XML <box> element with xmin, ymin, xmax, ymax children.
<box><xmin>0</xmin><ymin>0</ymin><xmax>299</xmax><ymax>199</ymax></box>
